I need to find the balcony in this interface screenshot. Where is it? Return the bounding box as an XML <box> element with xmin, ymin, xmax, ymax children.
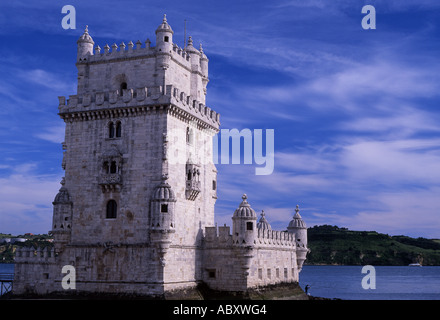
<box><xmin>99</xmin><ymin>173</ymin><xmax>122</xmax><ymax>192</ymax></box>
<box><xmin>185</xmin><ymin>179</ymin><xmax>201</xmax><ymax>201</ymax></box>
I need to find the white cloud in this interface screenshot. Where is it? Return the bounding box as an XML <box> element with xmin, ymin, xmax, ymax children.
<box><xmin>0</xmin><ymin>165</ymin><xmax>61</xmax><ymax>235</ymax></box>
<box><xmin>341</xmin><ymin>138</ymin><xmax>440</xmax><ymax>185</ymax></box>
<box><xmin>35</xmin><ymin>125</ymin><xmax>65</xmax><ymax>144</ymax></box>
<box><xmin>18</xmin><ymin>69</ymin><xmax>76</xmax><ymax>93</ymax></box>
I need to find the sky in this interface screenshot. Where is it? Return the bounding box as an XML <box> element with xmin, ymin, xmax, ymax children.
<box><xmin>0</xmin><ymin>0</ymin><xmax>440</xmax><ymax>238</ymax></box>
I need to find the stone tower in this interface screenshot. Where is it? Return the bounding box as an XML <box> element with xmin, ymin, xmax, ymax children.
<box><xmin>13</xmin><ymin>16</ymin><xmax>308</xmax><ymax>297</ymax></box>
<box><xmin>14</xmin><ymin>15</ymin><xmax>220</xmax><ymax>296</ymax></box>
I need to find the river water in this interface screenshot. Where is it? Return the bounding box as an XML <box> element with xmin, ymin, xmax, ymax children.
<box><xmin>2</xmin><ymin>264</ymin><xmax>440</xmax><ymax>299</ymax></box>
<box><xmin>299</xmin><ymin>265</ymin><xmax>440</xmax><ymax>300</ymax></box>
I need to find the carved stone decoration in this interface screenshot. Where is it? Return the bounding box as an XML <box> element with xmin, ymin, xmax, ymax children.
<box><xmin>95</xmin><ymin>92</ymin><xmax>105</xmax><ymax>105</ymax></box>
<box><xmin>185</xmin><ymin>162</ymin><xmax>201</xmax><ymax>200</ymax></box>
<box><xmin>82</xmin><ymin>93</ymin><xmax>91</xmax><ymax>107</ymax></box>
<box><xmin>136</xmin><ymin>87</ymin><xmax>147</xmax><ymax>101</ymax></box>
<box><xmin>109</xmin><ymin>90</ymin><xmax>119</xmax><ymax>104</ymax></box>
<box><xmin>99</xmin><ymin>145</ymin><xmax>123</xmax><ymax>192</ymax></box>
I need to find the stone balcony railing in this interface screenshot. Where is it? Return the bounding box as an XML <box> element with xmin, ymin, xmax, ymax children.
<box><xmin>185</xmin><ymin>179</ymin><xmax>201</xmax><ymax>201</ymax></box>
<box><xmin>99</xmin><ymin>173</ymin><xmax>122</xmax><ymax>192</ymax></box>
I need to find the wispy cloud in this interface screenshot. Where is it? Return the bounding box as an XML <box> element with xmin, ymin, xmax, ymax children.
<box><xmin>35</xmin><ymin>125</ymin><xmax>65</xmax><ymax>144</ymax></box>
<box><xmin>0</xmin><ymin>163</ymin><xmax>61</xmax><ymax>235</ymax></box>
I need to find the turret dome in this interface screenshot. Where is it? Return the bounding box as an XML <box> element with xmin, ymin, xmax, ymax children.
<box><xmin>77</xmin><ymin>25</ymin><xmax>94</xmax><ymax>45</ymax></box>
<box><xmin>156</xmin><ymin>14</ymin><xmax>174</xmax><ymax>34</ymax></box>
<box><xmin>257</xmin><ymin>210</ymin><xmax>272</xmax><ymax>230</ymax></box>
<box><xmin>152</xmin><ymin>175</ymin><xmax>176</xmax><ymax>202</ymax></box>
<box><xmin>288</xmin><ymin>205</ymin><xmax>306</xmax><ymax>229</ymax></box>
<box><xmin>185</xmin><ymin>36</ymin><xmax>200</xmax><ymax>55</ymax></box>
<box><xmin>233</xmin><ymin>194</ymin><xmax>257</xmax><ymax>218</ymax></box>
<box><xmin>53</xmin><ymin>187</ymin><xmax>71</xmax><ymax>204</ymax></box>
<box><xmin>53</xmin><ymin>179</ymin><xmax>71</xmax><ymax>204</ymax></box>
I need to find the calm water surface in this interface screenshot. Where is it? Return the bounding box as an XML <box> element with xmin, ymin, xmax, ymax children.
<box><xmin>299</xmin><ymin>265</ymin><xmax>440</xmax><ymax>300</ymax></box>
<box><xmin>2</xmin><ymin>264</ymin><xmax>440</xmax><ymax>299</ymax></box>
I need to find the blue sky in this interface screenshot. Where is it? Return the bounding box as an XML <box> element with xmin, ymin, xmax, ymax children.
<box><xmin>1</xmin><ymin>0</ymin><xmax>440</xmax><ymax>238</ymax></box>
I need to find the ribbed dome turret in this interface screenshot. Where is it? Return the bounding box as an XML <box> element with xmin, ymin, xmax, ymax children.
<box><xmin>53</xmin><ymin>178</ymin><xmax>71</xmax><ymax>204</ymax></box>
<box><xmin>185</xmin><ymin>36</ymin><xmax>200</xmax><ymax>55</ymax></box>
<box><xmin>155</xmin><ymin>14</ymin><xmax>174</xmax><ymax>34</ymax></box>
<box><xmin>77</xmin><ymin>25</ymin><xmax>94</xmax><ymax>45</ymax></box>
<box><xmin>288</xmin><ymin>205</ymin><xmax>306</xmax><ymax>229</ymax></box>
<box><xmin>257</xmin><ymin>210</ymin><xmax>272</xmax><ymax>230</ymax></box>
<box><xmin>152</xmin><ymin>175</ymin><xmax>176</xmax><ymax>202</ymax></box>
<box><xmin>233</xmin><ymin>194</ymin><xmax>256</xmax><ymax>218</ymax></box>
<box><xmin>53</xmin><ymin>186</ymin><xmax>71</xmax><ymax>204</ymax></box>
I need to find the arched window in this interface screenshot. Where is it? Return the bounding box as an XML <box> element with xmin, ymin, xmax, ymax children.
<box><xmin>109</xmin><ymin>122</ymin><xmax>115</xmax><ymax>138</ymax></box>
<box><xmin>115</xmin><ymin>121</ymin><xmax>121</xmax><ymax>138</ymax></box>
<box><xmin>106</xmin><ymin>200</ymin><xmax>117</xmax><ymax>219</ymax></box>
<box><xmin>120</xmin><ymin>82</ymin><xmax>127</xmax><ymax>96</ymax></box>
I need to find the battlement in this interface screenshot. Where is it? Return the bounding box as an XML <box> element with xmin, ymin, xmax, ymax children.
<box><xmin>80</xmin><ymin>39</ymin><xmax>196</xmax><ymax>68</ymax></box>
<box><xmin>58</xmin><ymin>84</ymin><xmax>220</xmax><ymax>128</ymax></box>
<box><xmin>14</xmin><ymin>246</ymin><xmax>56</xmax><ymax>264</ymax></box>
<box><xmin>204</xmin><ymin>225</ymin><xmax>296</xmax><ymax>248</ymax></box>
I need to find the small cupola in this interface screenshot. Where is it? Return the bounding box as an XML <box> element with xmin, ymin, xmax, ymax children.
<box><xmin>233</xmin><ymin>194</ymin><xmax>257</xmax><ymax>219</ymax></box>
<box><xmin>155</xmin><ymin>14</ymin><xmax>174</xmax><ymax>35</ymax></box>
<box><xmin>287</xmin><ymin>205</ymin><xmax>308</xmax><ymax>248</ymax></box>
<box><xmin>150</xmin><ymin>175</ymin><xmax>176</xmax><ymax>231</ymax></box>
<box><xmin>287</xmin><ymin>205</ymin><xmax>306</xmax><ymax>229</ymax></box>
<box><xmin>155</xmin><ymin>14</ymin><xmax>174</xmax><ymax>52</ymax></box>
<box><xmin>185</xmin><ymin>36</ymin><xmax>200</xmax><ymax>55</ymax></box>
<box><xmin>257</xmin><ymin>210</ymin><xmax>272</xmax><ymax>231</ymax></box>
<box><xmin>77</xmin><ymin>25</ymin><xmax>94</xmax><ymax>61</ymax></box>
<box><xmin>232</xmin><ymin>194</ymin><xmax>258</xmax><ymax>245</ymax></box>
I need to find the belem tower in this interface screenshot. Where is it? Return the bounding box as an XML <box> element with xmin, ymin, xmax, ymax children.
<box><xmin>13</xmin><ymin>15</ymin><xmax>308</xmax><ymax>297</ymax></box>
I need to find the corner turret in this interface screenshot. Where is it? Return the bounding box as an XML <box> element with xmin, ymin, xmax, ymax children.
<box><xmin>287</xmin><ymin>205</ymin><xmax>309</xmax><ymax>271</ymax></box>
<box><xmin>155</xmin><ymin>14</ymin><xmax>173</xmax><ymax>53</ymax></box>
<box><xmin>149</xmin><ymin>174</ymin><xmax>177</xmax><ymax>267</ymax></box>
<box><xmin>232</xmin><ymin>194</ymin><xmax>257</xmax><ymax>245</ymax></box>
<box><xmin>199</xmin><ymin>43</ymin><xmax>209</xmax><ymax>95</ymax></box>
<box><xmin>77</xmin><ymin>25</ymin><xmax>94</xmax><ymax>61</ymax></box>
<box><xmin>50</xmin><ymin>178</ymin><xmax>73</xmax><ymax>252</ymax></box>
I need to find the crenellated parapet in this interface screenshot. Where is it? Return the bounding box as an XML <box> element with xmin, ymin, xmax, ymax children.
<box><xmin>204</xmin><ymin>224</ymin><xmax>296</xmax><ymax>249</ymax></box>
<box><xmin>255</xmin><ymin>229</ymin><xmax>296</xmax><ymax>247</ymax></box>
<box><xmin>58</xmin><ymin>84</ymin><xmax>220</xmax><ymax>129</ymax></box>
<box><xmin>14</xmin><ymin>246</ymin><xmax>57</xmax><ymax>264</ymax></box>
<box><xmin>81</xmin><ymin>40</ymin><xmax>193</xmax><ymax>68</ymax></box>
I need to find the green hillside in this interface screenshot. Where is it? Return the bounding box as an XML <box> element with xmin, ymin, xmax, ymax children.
<box><xmin>306</xmin><ymin>225</ymin><xmax>440</xmax><ymax>266</ymax></box>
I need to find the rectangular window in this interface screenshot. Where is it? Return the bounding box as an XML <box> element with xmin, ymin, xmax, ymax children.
<box><xmin>161</xmin><ymin>204</ymin><xmax>168</xmax><ymax>213</ymax></box>
<box><xmin>284</xmin><ymin>268</ymin><xmax>288</xmax><ymax>279</ymax></box>
<box><xmin>212</xmin><ymin>180</ymin><xmax>217</xmax><ymax>190</ymax></box>
<box><xmin>276</xmin><ymin>268</ymin><xmax>280</xmax><ymax>278</ymax></box>
<box><xmin>207</xmin><ymin>269</ymin><xmax>216</xmax><ymax>279</ymax></box>
<box><xmin>267</xmin><ymin>269</ymin><xmax>271</xmax><ymax>279</ymax></box>
<box><xmin>246</xmin><ymin>222</ymin><xmax>253</xmax><ymax>231</ymax></box>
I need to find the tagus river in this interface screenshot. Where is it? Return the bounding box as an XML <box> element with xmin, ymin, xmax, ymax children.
<box><xmin>299</xmin><ymin>265</ymin><xmax>440</xmax><ymax>300</ymax></box>
<box><xmin>2</xmin><ymin>264</ymin><xmax>440</xmax><ymax>299</ymax></box>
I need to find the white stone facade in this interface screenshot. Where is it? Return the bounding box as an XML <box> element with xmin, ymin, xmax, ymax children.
<box><xmin>13</xmin><ymin>16</ymin><xmax>308</xmax><ymax>297</ymax></box>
